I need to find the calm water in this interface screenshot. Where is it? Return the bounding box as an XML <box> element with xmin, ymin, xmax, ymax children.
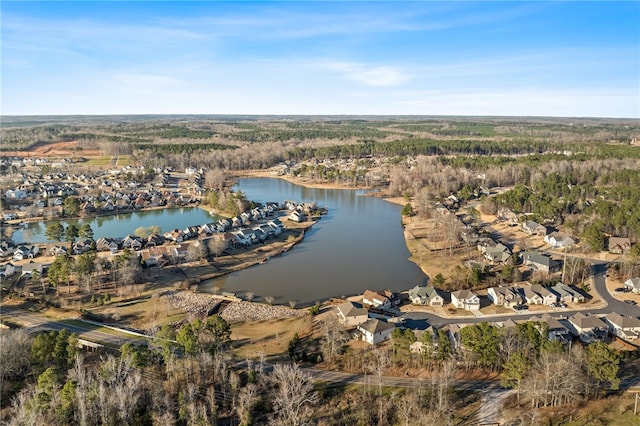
<box><xmin>9</xmin><ymin>207</ymin><xmax>217</xmax><ymax>244</ymax></box>
<box><xmin>200</xmin><ymin>178</ymin><xmax>425</xmax><ymax>305</ymax></box>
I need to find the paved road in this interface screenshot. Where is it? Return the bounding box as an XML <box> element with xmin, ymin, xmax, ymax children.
<box><xmin>403</xmin><ymin>263</ymin><xmax>640</xmax><ymax>329</ymax></box>
<box><xmin>0</xmin><ymin>305</ymin><xmax>147</xmax><ymax>347</ymax></box>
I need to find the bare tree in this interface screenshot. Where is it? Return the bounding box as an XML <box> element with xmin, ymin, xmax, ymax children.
<box><xmin>267</xmin><ymin>363</ymin><xmax>318</xmax><ymax>426</ymax></box>
<box><xmin>208</xmin><ymin>235</ymin><xmax>228</xmax><ymax>261</ymax></box>
<box><xmin>0</xmin><ymin>329</ymin><xmax>33</xmax><ymax>382</ymax></box>
<box><xmin>319</xmin><ymin>315</ymin><xmax>348</xmax><ymax>363</ymax></box>
<box><xmin>237</xmin><ymin>382</ymin><xmax>258</xmax><ymax>426</ymax></box>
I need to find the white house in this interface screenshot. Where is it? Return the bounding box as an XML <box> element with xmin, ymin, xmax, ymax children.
<box><xmin>544</xmin><ymin>232</ymin><xmax>575</xmax><ymax>249</ymax></box>
<box><xmin>603</xmin><ymin>313</ymin><xmax>640</xmax><ymax>341</ymax></box>
<box><xmin>487</xmin><ymin>286</ymin><xmax>522</xmax><ymax>307</ymax></box>
<box><xmin>288</xmin><ymin>210</ymin><xmax>305</xmax><ymax>222</ymax></box>
<box><xmin>567</xmin><ymin>313</ymin><xmax>608</xmax><ymax>343</ymax></box>
<box><xmin>0</xmin><ymin>263</ymin><xmax>16</xmax><ymax>278</ymax></box>
<box><xmin>335</xmin><ymin>301</ymin><xmax>369</xmax><ymax>327</ymax></box>
<box><xmin>357</xmin><ymin>319</ymin><xmax>396</xmax><ymax>345</ymax></box>
<box><xmin>529</xmin><ymin>284</ymin><xmax>559</xmax><ymax>305</ymax></box>
<box><xmin>623</xmin><ymin>277</ymin><xmax>640</xmax><ymax>294</ymax></box>
<box><xmin>362</xmin><ymin>289</ymin><xmax>394</xmax><ymax>309</ymax></box>
<box><xmin>450</xmin><ymin>290</ymin><xmax>480</xmax><ymax>311</ymax></box>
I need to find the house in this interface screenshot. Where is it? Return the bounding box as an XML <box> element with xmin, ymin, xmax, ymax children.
<box><xmin>608</xmin><ymin>237</ymin><xmax>632</xmax><ymax>254</ymax></box>
<box><xmin>20</xmin><ymin>261</ymin><xmax>43</xmax><ymax>278</ymax></box>
<box><xmin>544</xmin><ymin>232</ymin><xmax>575</xmax><ymax>249</ymax></box>
<box><xmin>539</xmin><ymin>314</ymin><xmax>572</xmax><ymax>343</ymax></box>
<box><xmin>0</xmin><ymin>242</ymin><xmax>15</xmax><ymax>258</ymax></box>
<box><xmin>232</xmin><ymin>230</ymin><xmax>253</xmax><ymax>246</ymax></box>
<box><xmin>335</xmin><ymin>301</ymin><xmax>369</xmax><ymax>327</ymax></box>
<box><xmin>288</xmin><ymin>210</ymin><xmax>305</xmax><ymax>222</ymax></box>
<box><xmin>519</xmin><ymin>285</ymin><xmax>544</xmax><ymax>305</ymax></box>
<box><xmin>529</xmin><ymin>284</ymin><xmax>559</xmax><ymax>305</ymax></box>
<box><xmin>164</xmin><ymin>229</ymin><xmax>185</xmax><ymax>243</ymax></box>
<box><xmin>120</xmin><ymin>235</ymin><xmax>143</xmax><ymax>251</ymax></box>
<box><xmin>623</xmin><ymin>277</ymin><xmax>640</xmax><ymax>294</ymax></box>
<box><xmin>362</xmin><ymin>289</ymin><xmax>395</xmax><ymax>309</ymax></box>
<box><xmin>603</xmin><ymin>313</ymin><xmax>640</xmax><ymax>341</ymax></box>
<box><xmin>47</xmin><ymin>245</ymin><xmax>68</xmax><ymax>256</ymax></box>
<box><xmin>450</xmin><ymin>289</ymin><xmax>480</xmax><ymax>311</ymax></box>
<box><xmin>357</xmin><ymin>319</ymin><xmax>396</xmax><ymax>345</ymax></box>
<box><xmin>567</xmin><ymin>313</ymin><xmax>608</xmax><ymax>343</ymax></box>
<box><xmin>72</xmin><ymin>239</ymin><xmax>94</xmax><ymax>255</ymax></box>
<box><xmin>145</xmin><ymin>234</ymin><xmax>165</xmax><ymax>247</ymax></box>
<box><xmin>0</xmin><ymin>263</ymin><xmax>16</xmax><ymax>278</ymax></box>
<box><xmin>551</xmin><ymin>283</ymin><xmax>585</xmax><ymax>303</ymax></box>
<box><xmin>520</xmin><ymin>251</ymin><xmax>560</xmax><ymax>274</ymax></box>
<box><xmin>483</xmin><ymin>243</ymin><xmax>512</xmax><ymax>264</ymax></box>
<box><xmin>13</xmin><ymin>245</ymin><xmax>39</xmax><ymax>261</ymax></box>
<box><xmin>522</xmin><ymin>220</ymin><xmax>547</xmax><ymax>236</ymax></box>
<box><xmin>96</xmin><ymin>237</ymin><xmax>119</xmax><ymax>253</ymax></box>
<box><xmin>487</xmin><ymin>286</ymin><xmax>523</xmax><ymax>307</ymax></box>
<box><xmin>410</xmin><ymin>327</ymin><xmax>437</xmax><ymax>354</ymax></box>
<box><xmin>408</xmin><ymin>285</ymin><xmax>444</xmax><ymax>306</ymax></box>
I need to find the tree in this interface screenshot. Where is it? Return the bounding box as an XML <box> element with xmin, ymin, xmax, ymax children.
<box><xmin>45</xmin><ymin>222</ymin><xmax>65</xmax><ymax>242</ymax></box>
<box><xmin>78</xmin><ymin>224</ymin><xmax>94</xmax><ymax>240</ymax></box>
<box><xmin>460</xmin><ymin>322</ymin><xmax>501</xmax><ymax>369</ymax></box>
<box><xmin>186</xmin><ymin>241</ymin><xmax>207</xmax><ymax>262</ymax></box>
<box><xmin>319</xmin><ymin>316</ymin><xmax>348</xmax><ymax>363</ymax></box>
<box><xmin>63</xmin><ymin>196</ymin><xmax>80</xmax><ymax>217</ymax></box>
<box><xmin>586</xmin><ymin>341</ymin><xmax>620</xmax><ymax>392</ymax></box>
<box><xmin>401</xmin><ymin>203</ymin><xmax>414</xmax><ymax>216</ymax></box>
<box><xmin>205</xmin><ymin>315</ymin><xmax>231</xmax><ymax>347</ymax></box>
<box><xmin>268</xmin><ymin>363</ymin><xmax>318</xmax><ymax>426</ymax></box>
<box><xmin>582</xmin><ymin>222</ymin><xmax>605</xmax><ymax>252</ymax></box>
<box><xmin>134</xmin><ymin>225</ymin><xmax>161</xmax><ymax>239</ymax></box>
<box><xmin>208</xmin><ymin>236</ymin><xmax>227</xmax><ymax>261</ymax></box>
<box><xmin>65</xmin><ymin>224</ymin><xmax>79</xmax><ymax>243</ymax></box>
<box><xmin>47</xmin><ymin>254</ymin><xmax>72</xmax><ymax>293</ymax></box>
<box><xmin>0</xmin><ymin>329</ymin><xmax>32</xmax><ymax>381</ymax></box>
<box><xmin>501</xmin><ymin>351</ymin><xmax>530</xmax><ymax>404</ymax></box>
<box><xmin>176</xmin><ymin>323</ymin><xmax>199</xmax><ymax>356</ymax></box>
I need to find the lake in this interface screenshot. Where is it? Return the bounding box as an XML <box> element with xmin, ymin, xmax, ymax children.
<box><xmin>9</xmin><ymin>207</ymin><xmax>217</xmax><ymax>244</ymax></box>
<box><xmin>199</xmin><ymin>178</ymin><xmax>426</xmax><ymax>305</ymax></box>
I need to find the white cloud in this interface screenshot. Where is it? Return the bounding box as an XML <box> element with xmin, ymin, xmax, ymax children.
<box><xmin>316</xmin><ymin>61</ymin><xmax>409</xmax><ymax>87</ymax></box>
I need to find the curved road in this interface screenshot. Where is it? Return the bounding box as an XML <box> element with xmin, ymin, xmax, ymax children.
<box><xmin>403</xmin><ymin>262</ymin><xmax>640</xmax><ymax>329</ymax></box>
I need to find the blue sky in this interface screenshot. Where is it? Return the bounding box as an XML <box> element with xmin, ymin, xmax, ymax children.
<box><xmin>2</xmin><ymin>1</ymin><xmax>639</xmax><ymax>117</ymax></box>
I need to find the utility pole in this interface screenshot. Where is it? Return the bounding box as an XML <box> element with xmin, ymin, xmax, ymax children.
<box><xmin>634</xmin><ymin>392</ymin><xmax>638</xmax><ymax>416</ymax></box>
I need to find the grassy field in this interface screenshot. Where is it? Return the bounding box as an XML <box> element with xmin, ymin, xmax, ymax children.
<box><xmin>230</xmin><ymin>316</ymin><xmax>313</xmax><ymax>359</ymax></box>
<box><xmin>85</xmin><ymin>156</ymin><xmax>112</xmax><ymax>166</ymax></box>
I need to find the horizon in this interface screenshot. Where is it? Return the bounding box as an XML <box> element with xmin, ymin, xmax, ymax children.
<box><xmin>2</xmin><ymin>1</ymin><xmax>639</xmax><ymax>118</ymax></box>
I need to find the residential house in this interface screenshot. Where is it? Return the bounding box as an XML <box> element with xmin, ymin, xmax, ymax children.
<box><xmin>164</xmin><ymin>229</ymin><xmax>186</xmax><ymax>243</ymax></box>
<box><xmin>357</xmin><ymin>319</ymin><xmax>396</xmax><ymax>345</ymax></box>
<box><xmin>603</xmin><ymin>313</ymin><xmax>640</xmax><ymax>341</ymax></box>
<box><xmin>0</xmin><ymin>242</ymin><xmax>15</xmax><ymax>258</ymax></box>
<box><xmin>72</xmin><ymin>239</ymin><xmax>94</xmax><ymax>255</ymax></box>
<box><xmin>410</xmin><ymin>327</ymin><xmax>437</xmax><ymax>354</ymax></box>
<box><xmin>335</xmin><ymin>301</ymin><xmax>369</xmax><ymax>327</ymax></box>
<box><xmin>21</xmin><ymin>261</ymin><xmax>43</xmax><ymax>278</ymax></box>
<box><xmin>450</xmin><ymin>289</ymin><xmax>480</xmax><ymax>311</ymax></box>
<box><xmin>121</xmin><ymin>235</ymin><xmax>143</xmax><ymax>251</ymax></box>
<box><xmin>544</xmin><ymin>232</ymin><xmax>575</xmax><ymax>249</ymax></box>
<box><xmin>551</xmin><ymin>283</ymin><xmax>585</xmax><ymax>303</ymax></box>
<box><xmin>608</xmin><ymin>237</ymin><xmax>632</xmax><ymax>254</ymax></box>
<box><xmin>288</xmin><ymin>210</ymin><xmax>305</xmax><ymax>222</ymax></box>
<box><xmin>519</xmin><ymin>285</ymin><xmax>544</xmax><ymax>305</ymax></box>
<box><xmin>47</xmin><ymin>245</ymin><xmax>68</xmax><ymax>256</ymax></box>
<box><xmin>529</xmin><ymin>284</ymin><xmax>559</xmax><ymax>305</ymax></box>
<box><xmin>96</xmin><ymin>237</ymin><xmax>120</xmax><ymax>253</ymax></box>
<box><xmin>522</xmin><ymin>220</ymin><xmax>547</xmax><ymax>236</ymax></box>
<box><xmin>520</xmin><ymin>251</ymin><xmax>560</xmax><ymax>274</ymax></box>
<box><xmin>623</xmin><ymin>277</ymin><xmax>640</xmax><ymax>294</ymax></box>
<box><xmin>539</xmin><ymin>314</ymin><xmax>572</xmax><ymax>343</ymax></box>
<box><xmin>567</xmin><ymin>313</ymin><xmax>608</xmax><ymax>343</ymax></box>
<box><xmin>145</xmin><ymin>234</ymin><xmax>165</xmax><ymax>248</ymax></box>
<box><xmin>478</xmin><ymin>241</ymin><xmax>511</xmax><ymax>264</ymax></box>
<box><xmin>408</xmin><ymin>285</ymin><xmax>444</xmax><ymax>306</ymax></box>
<box><xmin>0</xmin><ymin>263</ymin><xmax>16</xmax><ymax>279</ymax></box>
<box><xmin>487</xmin><ymin>286</ymin><xmax>522</xmax><ymax>307</ymax></box>
<box><xmin>362</xmin><ymin>289</ymin><xmax>395</xmax><ymax>309</ymax></box>
<box><xmin>13</xmin><ymin>245</ymin><xmax>39</xmax><ymax>261</ymax></box>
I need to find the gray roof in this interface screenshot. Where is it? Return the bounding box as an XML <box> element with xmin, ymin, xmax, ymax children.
<box><xmin>358</xmin><ymin>319</ymin><xmax>396</xmax><ymax>334</ymax></box>
<box><xmin>336</xmin><ymin>301</ymin><xmax>367</xmax><ymax>318</ymax></box>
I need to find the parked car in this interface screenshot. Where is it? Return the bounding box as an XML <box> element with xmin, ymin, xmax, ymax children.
<box><xmin>513</xmin><ymin>304</ymin><xmax>529</xmax><ymax>311</ymax></box>
<box><xmin>624</xmin><ymin>300</ymin><xmax>637</xmax><ymax>305</ymax></box>
<box><xmin>615</xmin><ymin>287</ymin><xmax>630</xmax><ymax>293</ymax></box>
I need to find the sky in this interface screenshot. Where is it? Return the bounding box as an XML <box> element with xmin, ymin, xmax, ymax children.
<box><xmin>1</xmin><ymin>1</ymin><xmax>639</xmax><ymax>118</ymax></box>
